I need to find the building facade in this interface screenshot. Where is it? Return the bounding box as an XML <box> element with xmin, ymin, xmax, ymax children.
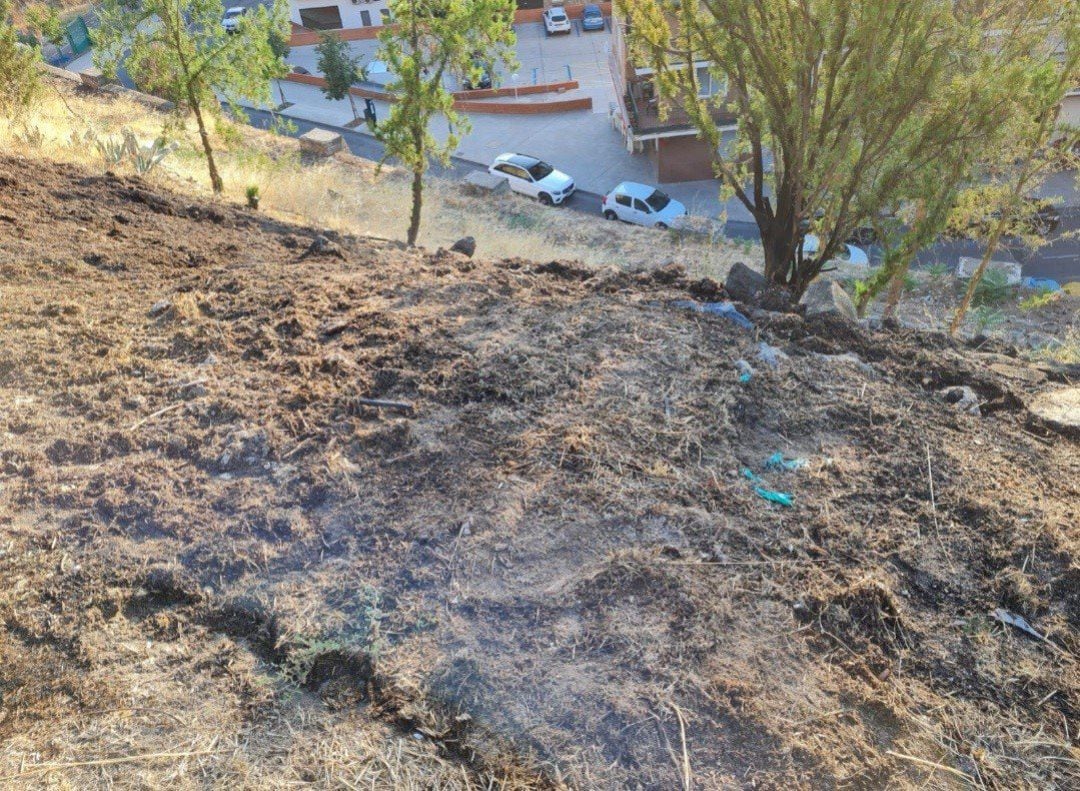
<box><xmin>291</xmin><ymin>0</ymin><xmax>554</xmax><ymax>30</ymax></box>
<box><xmin>290</xmin><ymin>0</ymin><xmax>391</xmax><ymax>31</ymax></box>
<box><xmin>609</xmin><ymin>10</ymin><xmax>736</xmax><ymax>183</ymax></box>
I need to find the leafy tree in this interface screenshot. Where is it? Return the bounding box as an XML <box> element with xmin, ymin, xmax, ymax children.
<box><xmin>859</xmin><ymin>2</ymin><xmax>1080</xmax><ymax>320</ymax></box>
<box><xmin>618</xmin><ymin>0</ymin><xmax>1070</xmax><ymax>301</ymax></box>
<box><xmin>376</xmin><ymin>0</ymin><xmax>516</xmax><ymax>246</ymax></box>
<box><xmin>948</xmin><ymin>3</ymin><xmax>1080</xmax><ymax>335</ymax></box>
<box><xmin>94</xmin><ymin>0</ymin><xmax>290</xmax><ymax>194</ymax></box>
<box><xmin>25</xmin><ymin>3</ymin><xmax>65</xmax><ymax>49</ymax></box>
<box><xmin>0</xmin><ymin>0</ymin><xmax>38</xmax><ymax>117</ymax></box>
<box><xmin>315</xmin><ymin>32</ymin><xmax>362</xmax><ymax>123</ymax></box>
<box><xmin>267</xmin><ymin>3</ymin><xmax>291</xmax><ymax>107</ymax></box>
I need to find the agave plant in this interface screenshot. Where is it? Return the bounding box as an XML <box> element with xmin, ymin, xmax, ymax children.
<box><xmin>95</xmin><ymin>129</ymin><xmax>136</xmax><ymax>166</ymax></box>
<box><xmin>131</xmin><ymin>136</ymin><xmax>177</xmax><ymax>175</ymax></box>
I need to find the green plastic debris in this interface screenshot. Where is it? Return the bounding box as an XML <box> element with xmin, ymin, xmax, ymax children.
<box><xmin>764</xmin><ymin>452</ymin><xmax>807</xmax><ymax>472</ymax></box>
<box><xmin>741</xmin><ymin>467</ymin><xmax>794</xmax><ymax>507</ymax></box>
<box><xmin>753</xmin><ymin>486</ymin><xmax>793</xmax><ymax>507</ymax></box>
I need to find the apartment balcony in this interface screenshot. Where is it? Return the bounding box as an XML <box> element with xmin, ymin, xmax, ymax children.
<box><xmin>623</xmin><ymin>81</ymin><xmax>737</xmax><ymax>138</ymax></box>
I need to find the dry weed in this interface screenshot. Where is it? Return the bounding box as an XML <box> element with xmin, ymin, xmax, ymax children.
<box><xmin>0</xmin><ymin>77</ymin><xmax>753</xmax><ymax>280</ymax></box>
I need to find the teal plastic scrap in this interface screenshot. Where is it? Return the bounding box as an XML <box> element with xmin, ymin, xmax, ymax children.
<box><xmin>764</xmin><ymin>452</ymin><xmax>807</xmax><ymax>471</ymax></box>
<box><xmin>753</xmin><ymin>487</ymin><xmax>794</xmax><ymax>507</ymax></box>
<box><xmin>741</xmin><ymin>467</ymin><xmax>793</xmax><ymax>506</ymax></box>
<box><xmin>735</xmin><ymin>359</ymin><xmax>754</xmax><ymax>383</ymax></box>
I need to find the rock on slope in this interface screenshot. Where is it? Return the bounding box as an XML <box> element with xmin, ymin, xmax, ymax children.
<box><xmin>0</xmin><ymin>155</ymin><xmax>1077</xmax><ymax>789</ymax></box>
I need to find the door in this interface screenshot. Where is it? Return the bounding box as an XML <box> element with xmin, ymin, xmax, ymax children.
<box><xmin>632</xmin><ymin>198</ymin><xmax>653</xmax><ymax>225</ymax></box>
<box><xmin>614</xmin><ymin>192</ymin><xmax>633</xmax><ymax>222</ymax></box>
<box><xmin>508</xmin><ymin>165</ymin><xmax>537</xmax><ymax>197</ymax></box>
<box><xmin>494</xmin><ymin>164</ymin><xmax>533</xmax><ymax>197</ymax></box>
<box><xmin>360</xmin><ymin>9</ymin><xmax>372</xmax><ymax>26</ymax></box>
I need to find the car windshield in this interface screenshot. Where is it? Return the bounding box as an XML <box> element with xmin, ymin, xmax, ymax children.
<box><xmin>551</xmin><ymin>10</ymin><xmax>567</xmax><ymax>19</ymax></box>
<box><xmin>527</xmin><ymin>161</ymin><xmax>554</xmax><ymax>180</ymax></box>
<box><xmin>584</xmin><ymin>7</ymin><xmax>601</xmax><ymax>16</ymax></box>
<box><xmin>644</xmin><ymin>189</ymin><xmax>670</xmax><ymax>212</ymax></box>
<box><xmin>225</xmin><ymin>9</ymin><xmax>242</xmax><ymax>17</ymax></box>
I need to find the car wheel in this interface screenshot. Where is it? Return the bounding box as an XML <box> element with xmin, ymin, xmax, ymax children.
<box><xmin>603</xmin><ymin>210</ymin><xmax>617</xmax><ymax>221</ymax></box>
<box><xmin>539</xmin><ymin>193</ymin><xmax>554</xmax><ymax>206</ymax></box>
<box><xmin>655</xmin><ymin>222</ymin><xmax>668</xmax><ymax>230</ymax></box>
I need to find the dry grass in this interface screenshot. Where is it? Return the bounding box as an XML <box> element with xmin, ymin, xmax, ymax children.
<box><xmin>0</xmin><ymin>77</ymin><xmax>752</xmax><ymax>281</ymax></box>
<box><xmin>0</xmin><ymin>621</ymin><xmax>539</xmax><ymax>789</ymax></box>
<box><xmin>1032</xmin><ymin>322</ymin><xmax>1080</xmax><ymax>364</ymax></box>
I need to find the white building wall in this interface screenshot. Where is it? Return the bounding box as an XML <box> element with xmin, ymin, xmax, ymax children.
<box><xmin>1061</xmin><ymin>92</ymin><xmax>1080</xmax><ymax>129</ymax></box>
<box><xmin>290</xmin><ymin>0</ymin><xmax>391</xmax><ymax>30</ymax></box>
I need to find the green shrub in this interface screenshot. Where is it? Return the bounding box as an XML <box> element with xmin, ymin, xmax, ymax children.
<box><xmin>972</xmin><ymin>268</ymin><xmax>1012</xmax><ymax>307</ymax></box>
<box><xmin>0</xmin><ymin>0</ymin><xmax>40</xmax><ymax>118</ymax></box>
<box><xmin>1019</xmin><ymin>289</ymin><xmax>1061</xmax><ymax>312</ymax></box>
<box><xmin>970</xmin><ymin>305</ymin><xmax>1005</xmax><ymax>333</ymax></box>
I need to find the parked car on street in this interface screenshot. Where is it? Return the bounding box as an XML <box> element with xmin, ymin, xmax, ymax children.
<box><xmin>581</xmin><ymin>4</ymin><xmax>605</xmax><ymax>31</ymax></box>
<box><xmin>602</xmin><ymin>182</ymin><xmax>687</xmax><ymax>229</ymax></box>
<box><xmin>221</xmin><ymin>6</ymin><xmax>247</xmax><ymax>33</ymax></box>
<box><xmin>543</xmin><ymin>7</ymin><xmax>572</xmax><ymax>35</ymax></box>
<box><xmin>488</xmin><ymin>153</ymin><xmax>575</xmax><ymax>205</ymax></box>
<box><xmin>803</xmin><ymin>234</ymin><xmax>870</xmax><ymax>266</ymax></box>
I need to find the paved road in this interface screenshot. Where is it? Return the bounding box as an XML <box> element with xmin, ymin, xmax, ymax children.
<box><xmin>244</xmin><ymin>108</ymin><xmax>1079</xmax><ymax>282</ymax></box>
<box><xmin>244</xmin><ymin>105</ymin><xmax>607</xmax><ymax>206</ymax></box>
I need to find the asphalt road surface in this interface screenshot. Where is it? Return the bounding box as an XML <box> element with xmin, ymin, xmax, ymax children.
<box><xmin>246</xmin><ymin>108</ymin><xmax>1078</xmax><ymax>282</ymax></box>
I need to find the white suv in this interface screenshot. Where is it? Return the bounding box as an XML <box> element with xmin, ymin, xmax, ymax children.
<box><xmin>602</xmin><ymin>182</ymin><xmax>687</xmax><ymax>229</ymax></box>
<box><xmin>488</xmin><ymin>153</ymin><xmax>575</xmax><ymax>205</ymax></box>
<box><xmin>543</xmin><ymin>7</ymin><xmax>572</xmax><ymax>35</ymax></box>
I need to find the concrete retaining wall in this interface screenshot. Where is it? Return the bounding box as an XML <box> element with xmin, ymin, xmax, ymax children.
<box><xmin>283</xmin><ymin>71</ymin><xmax>592</xmax><ymax>114</ymax></box>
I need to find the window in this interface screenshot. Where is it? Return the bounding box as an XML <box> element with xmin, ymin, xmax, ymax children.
<box><xmin>644</xmin><ymin>189</ymin><xmax>671</xmax><ymax>212</ymax></box>
<box><xmin>526</xmin><ymin>161</ymin><xmax>553</xmax><ymax>180</ymax></box>
<box><xmin>615</xmin><ymin>193</ymin><xmax>632</xmax><ymax>207</ymax></box>
<box><xmin>380</xmin><ymin>8</ymin><xmax>392</xmax><ymax>23</ymax></box>
<box><xmin>298</xmin><ymin>6</ymin><xmax>343</xmax><ymax>30</ymax></box>
<box><xmin>360</xmin><ymin>9</ymin><xmax>371</xmax><ymax>26</ymax></box>
<box><xmin>694</xmin><ymin>66</ymin><xmax>726</xmax><ymax>98</ymax></box>
<box><xmin>498</xmin><ymin>164</ymin><xmax>529</xmax><ymax>180</ymax></box>
<box><xmin>633</xmin><ymin>198</ymin><xmax>650</xmax><ymax>213</ymax></box>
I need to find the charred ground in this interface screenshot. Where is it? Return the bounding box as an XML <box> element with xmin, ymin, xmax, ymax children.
<box><xmin>0</xmin><ymin>154</ymin><xmax>1078</xmax><ymax>789</ymax></box>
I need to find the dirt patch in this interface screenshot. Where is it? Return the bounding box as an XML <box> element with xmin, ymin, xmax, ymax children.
<box><xmin>0</xmin><ymin>154</ymin><xmax>1078</xmax><ymax>789</ymax></box>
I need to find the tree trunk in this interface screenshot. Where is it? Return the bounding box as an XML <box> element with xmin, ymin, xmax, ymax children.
<box><xmin>949</xmin><ymin>177</ymin><xmax>1027</xmax><ymax>335</ymax></box>
<box><xmin>407</xmin><ymin>168</ymin><xmax>423</xmax><ymax>246</ymax></box>
<box><xmin>881</xmin><ymin>200</ymin><xmax>926</xmax><ymax>320</ymax></box>
<box><xmin>277</xmin><ymin>80</ymin><xmax>287</xmax><ymax>107</ymax></box>
<box><xmin>948</xmin><ymin>220</ymin><xmax>1007</xmax><ymax>336</ymax></box>
<box><xmin>760</xmin><ymin>229</ymin><xmax>792</xmax><ymax>286</ymax></box>
<box><xmin>882</xmin><ymin>261</ymin><xmax>910</xmax><ymax>320</ymax></box>
<box><xmin>347</xmin><ymin>92</ymin><xmax>359</xmax><ymax>123</ymax></box>
<box><xmin>190</xmin><ymin>97</ymin><xmax>223</xmax><ymax>194</ymax></box>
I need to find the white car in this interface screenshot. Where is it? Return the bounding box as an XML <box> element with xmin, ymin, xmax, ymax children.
<box><xmin>222</xmin><ymin>6</ymin><xmax>247</xmax><ymax>33</ymax></box>
<box><xmin>802</xmin><ymin>234</ymin><xmax>869</xmax><ymax>266</ymax></box>
<box><xmin>602</xmin><ymin>182</ymin><xmax>687</xmax><ymax>229</ymax></box>
<box><xmin>543</xmin><ymin>7</ymin><xmax>572</xmax><ymax>35</ymax></box>
<box><xmin>488</xmin><ymin>153</ymin><xmax>575</xmax><ymax>205</ymax></box>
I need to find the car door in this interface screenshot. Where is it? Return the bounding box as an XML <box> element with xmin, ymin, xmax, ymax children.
<box><xmin>509</xmin><ymin>165</ymin><xmax>539</xmax><ymax>198</ymax></box>
<box><xmin>614</xmin><ymin>192</ymin><xmax>634</xmax><ymax>222</ymax></box>
<box><xmin>632</xmin><ymin>198</ymin><xmax>653</xmax><ymax>226</ymax></box>
<box><xmin>495</xmin><ymin>164</ymin><xmax>534</xmax><ymax>197</ymax></box>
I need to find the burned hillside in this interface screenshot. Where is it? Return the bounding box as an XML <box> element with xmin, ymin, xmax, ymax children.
<box><xmin>0</xmin><ymin>154</ymin><xmax>1078</xmax><ymax>789</ymax></box>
